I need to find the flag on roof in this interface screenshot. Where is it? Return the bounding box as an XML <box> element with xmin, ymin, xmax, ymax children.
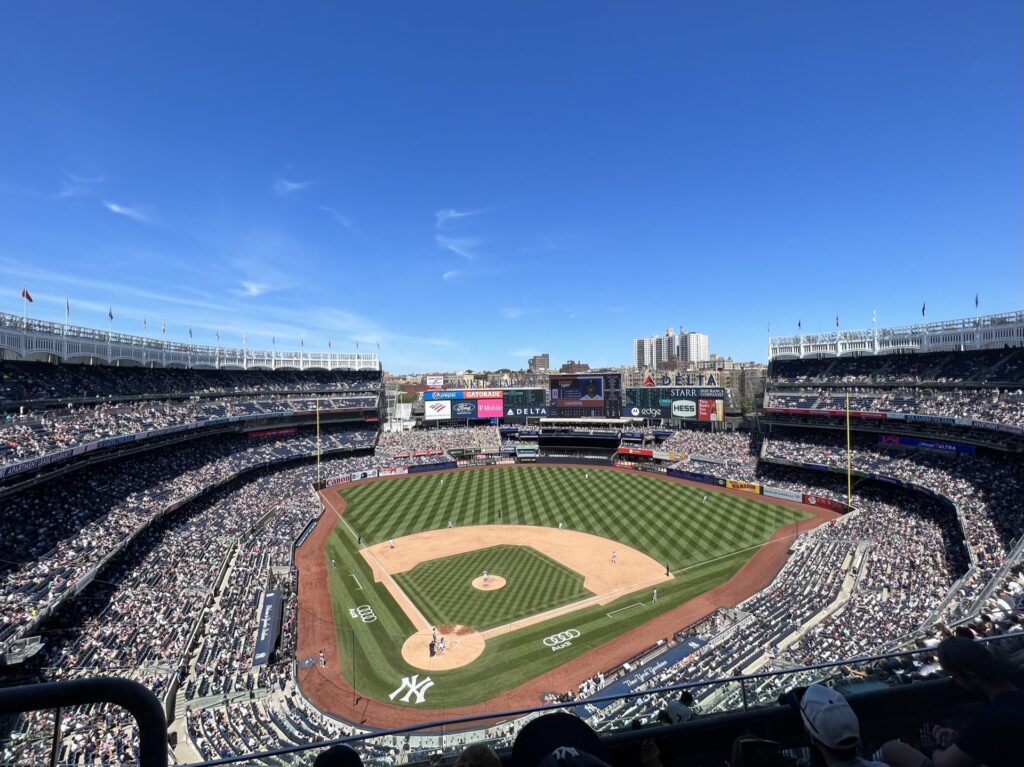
<box><xmin>20</xmin><ymin>287</ymin><xmax>33</xmax><ymax>303</ymax></box>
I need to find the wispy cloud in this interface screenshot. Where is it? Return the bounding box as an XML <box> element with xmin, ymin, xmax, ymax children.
<box><xmin>102</xmin><ymin>200</ymin><xmax>151</xmax><ymax>223</ymax></box>
<box><xmin>57</xmin><ymin>170</ymin><xmax>103</xmax><ymax>199</ymax></box>
<box><xmin>273</xmin><ymin>177</ymin><xmax>311</xmax><ymax>196</ymax></box>
<box><xmin>435</xmin><ymin>234</ymin><xmax>478</xmax><ymax>260</ymax></box>
<box><xmin>235</xmin><ymin>281</ymin><xmax>272</xmax><ymax>297</ymax></box>
<box><xmin>318</xmin><ymin>205</ymin><xmax>353</xmax><ymax>228</ymax></box>
<box><xmin>502</xmin><ymin>307</ymin><xmax>524</xmax><ymax>320</ymax></box>
<box><xmin>442</xmin><ymin>270</ymin><xmax>460</xmax><ymax>280</ymax></box>
<box><xmin>435</xmin><ymin>207</ymin><xmax>483</xmax><ymax>229</ymax></box>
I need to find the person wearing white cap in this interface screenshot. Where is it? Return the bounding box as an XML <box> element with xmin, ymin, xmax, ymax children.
<box><xmin>799</xmin><ymin>684</ymin><xmax>886</xmax><ymax>767</ymax></box>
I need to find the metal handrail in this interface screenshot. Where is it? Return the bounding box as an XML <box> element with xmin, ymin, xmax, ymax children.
<box><xmin>0</xmin><ymin>677</ymin><xmax>167</xmax><ymax>767</ymax></box>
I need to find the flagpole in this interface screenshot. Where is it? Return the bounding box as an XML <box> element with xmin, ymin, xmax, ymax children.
<box><xmin>846</xmin><ymin>391</ymin><xmax>852</xmax><ymax>510</ymax></box>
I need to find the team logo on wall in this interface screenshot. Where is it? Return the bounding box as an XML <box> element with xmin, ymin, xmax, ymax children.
<box><xmin>542</xmin><ymin>629</ymin><xmax>580</xmax><ymax>652</ymax></box>
<box><xmin>389</xmin><ymin>674</ymin><xmax>434</xmax><ymax>704</ymax></box>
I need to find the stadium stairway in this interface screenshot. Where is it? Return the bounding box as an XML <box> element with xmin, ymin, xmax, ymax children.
<box><xmin>742</xmin><ymin>542</ymin><xmax>865</xmax><ymax>675</ymax></box>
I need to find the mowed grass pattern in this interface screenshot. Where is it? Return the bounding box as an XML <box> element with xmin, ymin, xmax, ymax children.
<box><xmin>323</xmin><ymin>467</ymin><xmax>813</xmax><ymax>707</ymax></box>
<box><xmin>340</xmin><ymin>466</ymin><xmax>807</xmax><ymax>571</ymax></box>
<box><xmin>394</xmin><ymin>545</ymin><xmax>589</xmax><ymax>630</ymax></box>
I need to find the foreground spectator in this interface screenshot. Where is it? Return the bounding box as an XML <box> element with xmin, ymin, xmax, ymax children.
<box><xmin>798</xmin><ymin>684</ymin><xmax>887</xmax><ymax>767</ymax></box>
<box><xmin>882</xmin><ymin>637</ymin><xmax>1024</xmax><ymax>767</ymax></box>
<box><xmin>454</xmin><ymin>742</ymin><xmax>502</xmax><ymax>767</ymax></box>
<box><xmin>512</xmin><ymin>712</ymin><xmax>612</xmax><ymax>766</ymax></box>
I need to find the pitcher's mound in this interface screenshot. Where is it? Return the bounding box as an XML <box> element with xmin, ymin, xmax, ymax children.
<box><xmin>401</xmin><ymin>629</ymin><xmax>485</xmax><ymax>670</ymax></box>
<box><xmin>471</xmin><ymin>575</ymin><xmax>506</xmax><ymax>591</ymax></box>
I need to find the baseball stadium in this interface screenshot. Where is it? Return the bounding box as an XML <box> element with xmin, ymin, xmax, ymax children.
<box><xmin>1</xmin><ymin>309</ymin><xmax>1023</xmax><ymax>767</ymax></box>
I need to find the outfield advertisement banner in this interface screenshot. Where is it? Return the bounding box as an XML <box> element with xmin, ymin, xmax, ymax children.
<box><xmin>698</xmin><ymin>398</ymin><xmax>724</xmax><ymax>422</ymax></box>
<box><xmin>378</xmin><ymin>466</ymin><xmax>409</xmax><ymax>477</ymax></box>
<box><xmin>476</xmin><ymin>398</ymin><xmax>504</xmax><ymax>418</ymax></box>
<box><xmin>803</xmin><ymin>494</ymin><xmax>849</xmax><ymax>513</ymax></box>
<box><xmin>667</xmin><ymin>468</ymin><xmax>718</xmax><ymax>485</ymax></box>
<box><xmin>617</xmin><ymin>447</ymin><xmax>654</xmax><ymax>457</ymax></box>
<box><xmin>407</xmin><ymin>461</ymin><xmax>457</xmax><ymax>474</ymax></box>
<box><xmin>652</xmin><ymin>450</ymin><xmax>686</xmax><ymax>462</ymax></box>
<box><xmin>879</xmin><ymin>434</ymin><xmax>976</xmax><ymax>455</ymax></box>
<box><xmin>451</xmin><ymin>401</ymin><xmax>478</xmax><ymax>419</ymax></box>
<box><xmin>325</xmin><ymin>475</ymin><xmax>351</xmax><ymax>488</ymax></box>
<box><xmin>762</xmin><ymin>486</ymin><xmax>803</xmax><ymax>502</ymax></box>
<box><xmin>725</xmin><ymin>479</ymin><xmax>761</xmax><ymax>494</ymax></box>
<box><xmin>424</xmin><ymin>389</ymin><xmax>505</xmax><ymax>401</ymax></box>
<box><xmin>623</xmin><ymin>388</ymin><xmax>726</xmax><ymax>419</ymax></box>
<box><xmin>424</xmin><ymin>400</ymin><xmax>452</xmax><ymax>420</ymax></box>
<box><xmin>351</xmin><ymin>469</ymin><xmax>379</xmax><ymax>482</ymax></box>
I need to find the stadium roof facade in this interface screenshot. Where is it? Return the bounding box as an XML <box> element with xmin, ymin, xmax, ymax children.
<box><xmin>769</xmin><ymin>310</ymin><xmax>1024</xmax><ymax>360</ymax></box>
<box><xmin>0</xmin><ymin>311</ymin><xmax>380</xmax><ymax>371</ymax></box>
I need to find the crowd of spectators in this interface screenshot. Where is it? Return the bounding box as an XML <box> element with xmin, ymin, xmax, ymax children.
<box><xmin>0</xmin><ymin>394</ymin><xmax>378</xmax><ymax>465</ymax></box>
<box><xmin>660</xmin><ymin>430</ymin><xmax>760</xmax><ymax>467</ymax></box>
<box><xmin>0</xmin><ymin>427</ymin><xmax>375</xmax><ymax>649</ymax></box>
<box><xmin>1</xmin><ymin>452</ymin><xmax>373</xmax><ymax>766</ymax></box>
<box><xmin>765</xmin><ymin>386</ymin><xmax>1024</xmax><ymax>428</ymax></box>
<box><xmin>0</xmin><ymin>361</ymin><xmax>381</xmax><ymax>404</ymax></box>
<box><xmin>761</xmin><ymin>432</ymin><xmax>1023</xmax><ymax>576</ymax></box>
<box><xmin>768</xmin><ymin>348</ymin><xmax>1024</xmax><ymax>387</ymax></box>
<box><xmin>375</xmin><ymin>426</ymin><xmax>501</xmax><ymax>465</ymax></box>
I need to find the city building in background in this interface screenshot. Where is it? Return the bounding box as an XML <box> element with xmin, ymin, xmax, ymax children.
<box><xmin>527</xmin><ymin>353</ymin><xmax>550</xmax><ymax>372</ymax></box>
<box><xmin>559</xmin><ymin>360</ymin><xmax>590</xmax><ymax>374</ymax></box>
<box><xmin>633</xmin><ymin>327</ymin><xmax>710</xmax><ymax>369</ymax></box>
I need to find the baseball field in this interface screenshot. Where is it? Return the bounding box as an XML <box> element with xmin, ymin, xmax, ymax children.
<box><xmin>297</xmin><ymin>465</ymin><xmax>818</xmax><ymax>717</ymax></box>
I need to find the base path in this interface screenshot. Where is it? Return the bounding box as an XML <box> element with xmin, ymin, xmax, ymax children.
<box><xmin>298</xmin><ymin>463</ymin><xmax>839</xmax><ymax>729</ymax></box>
<box><xmin>362</xmin><ymin>525</ymin><xmax>670</xmax><ymax>602</ymax></box>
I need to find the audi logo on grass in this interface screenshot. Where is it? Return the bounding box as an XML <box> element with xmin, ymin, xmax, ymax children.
<box><xmin>542</xmin><ymin>629</ymin><xmax>580</xmax><ymax>651</ymax></box>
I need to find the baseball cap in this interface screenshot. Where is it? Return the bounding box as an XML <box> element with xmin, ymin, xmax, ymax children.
<box><xmin>313</xmin><ymin>743</ymin><xmax>363</xmax><ymax>767</ymax></box>
<box><xmin>798</xmin><ymin>684</ymin><xmax>860</xmax><ymax>750</ymax></box>
<box><xmin>512</xmin><ymin>712</ymin><xmax>611</xmax><ymax>767</ymax></box>
<box><xmin>664</xmin><ymin>700</ymin><xmax>693</xmax><ymax>724</ymax></box>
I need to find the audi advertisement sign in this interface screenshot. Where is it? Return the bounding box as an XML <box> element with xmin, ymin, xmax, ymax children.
<box><xmin>542</xmin><ymin>628</ymin><xmax>580</xmax><ymax>652</ymax></box>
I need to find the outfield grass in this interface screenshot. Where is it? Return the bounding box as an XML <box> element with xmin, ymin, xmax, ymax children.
<box><xmin>322</xmin><ymin>466</ymin><xmax>809</xmax><ymax>708</ymax></box>
<box><xmin>394</xmin><ymin>545</ymin><xmax>589</xmax><ymax>630</ymax></box>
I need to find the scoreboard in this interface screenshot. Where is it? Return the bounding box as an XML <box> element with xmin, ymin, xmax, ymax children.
<box><xmin>502</xmin><ymin>389</ymin><xmax>549</xmax><ymax>419</ymax></box>
<box><xmin>548</xmin><ymin>373</ymin><xmax>622</xmax><ymax>418</ymax></box>
<box><xmin>623</xmin><ymin>387</ymin><xmax>725</xmax><ymax>421</ymax></box>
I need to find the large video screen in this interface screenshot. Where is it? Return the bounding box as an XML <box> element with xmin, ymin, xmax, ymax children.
<box><xmin>548</xmin><ymin>374</ymin><xmax>622</xmax><ymax>418</ymax></box>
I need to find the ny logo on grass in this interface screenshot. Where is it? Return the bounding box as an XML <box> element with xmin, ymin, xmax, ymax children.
<box><xmin>388</xmin><ymin>674</ymin><xmax>434</xmax><ymax>704</ymax></box>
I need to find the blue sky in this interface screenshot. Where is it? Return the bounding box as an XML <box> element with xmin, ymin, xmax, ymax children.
<box><xmin>0</xmin><ymin>2</ymin><xmax>1020</xmax><ymax>373</ymax></box>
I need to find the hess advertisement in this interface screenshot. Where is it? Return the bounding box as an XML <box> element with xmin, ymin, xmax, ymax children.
<box><xmin>623</xmin><ymin>388</ymin><xmax>725</xmax><ymax>420</ymax></box>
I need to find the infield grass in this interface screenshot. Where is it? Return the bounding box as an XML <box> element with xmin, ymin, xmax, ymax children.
<box><xmin>394</xmin><ymin>545</ymin><xmax>589</xmax><ymax>630</ymax></box>
<box><xmin>319</xmin><ymin>466</ymin><xmax>810</xmax><ymax>708</ymax></box>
